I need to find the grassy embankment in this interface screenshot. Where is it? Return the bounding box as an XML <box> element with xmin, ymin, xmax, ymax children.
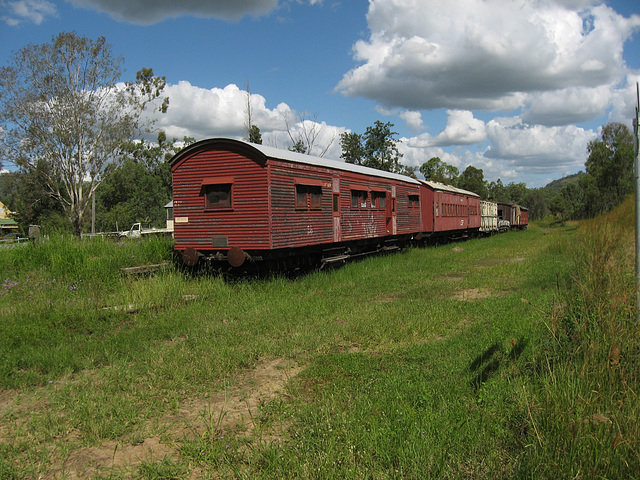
<box><xmin>0</xmin><ymin>203</ymin><xmax>637</xmax><ymax>479</ymax></box>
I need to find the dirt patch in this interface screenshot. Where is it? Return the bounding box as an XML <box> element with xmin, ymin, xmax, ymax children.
<box><xmin>61</xmin><ymin>436</ymin><xmax>176</xmax><ymax>479</ymax></box>
<box><xmin>439</xmin><ymin>275</ymin><xmax>465</xmax><ymax>281</ymax></box>
<box><xmin>452</xmin><ymin>288</ymin><xmax>496</xmax><ymax>301</ymax></box>
<box><xmin>176</xmin><ymin>357</ymin><xmax>302</xmax><ymax>438</ymax></box>
<box><xmin>0</xmin><ymin>387</ymin><xmax>51</xmax><ymax>442</ymax></box>
<box><xmin>333</xmin><ymin>343</ymin><xmax>362</xmax><ymax>354</ymax></box>
<box><xmin>53</xmin><ymin>358</ymin><xmax>303</xmax><ymax>479</ymax></box>
<box><xmin>376</xmin><ymin>294</ymin><xmax>396</xmax><ymax>303</ymax></box>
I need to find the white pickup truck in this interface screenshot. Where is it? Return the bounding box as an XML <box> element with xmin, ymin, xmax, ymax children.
<box><xmin>119</xmin><ymin>222</ymin><xmax>172</xmax><ymax>238</ymax></box>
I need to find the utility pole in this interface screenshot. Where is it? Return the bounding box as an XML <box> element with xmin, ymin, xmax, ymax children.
<box><xmin>634</xmin><ymin>82</ymin><xmax>640</xmax><ymax>321</ymax></box>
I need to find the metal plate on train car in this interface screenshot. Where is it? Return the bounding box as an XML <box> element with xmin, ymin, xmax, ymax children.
<box><xmin>211</xmin><ymin>236</ymin><xmax>229</xmax><ymax>248</ymax></box>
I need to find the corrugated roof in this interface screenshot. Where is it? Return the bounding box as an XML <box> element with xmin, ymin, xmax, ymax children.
<box><xmin>250</xmin><ymin>141</ymin><xmax>421</xmax><ymax>185</ymax></box>
<box><xmin>170</xmin><ymin>138</ymin><xmax>421</xmax><ymax>186</ymax></box>
<box><xmin>0</xmin><ymin>218</ymin><xmax>18</xmax><ymax>226</ymax></box>
<box><xmin>419</xmin><ymin>180</ymin><xmax>480</xmax><ymax>198</ymax></box>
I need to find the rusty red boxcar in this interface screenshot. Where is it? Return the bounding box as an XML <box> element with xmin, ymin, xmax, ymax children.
<box><xmin>497</xmin><ymin>202</ymin><xmax>528</xmax><ymax>231</ymax></box>
<box><xmin>419</xmin><ymin>181</ymin><xmax>481</xmax><ymax>236</ymax></box>
<box><xmin>169</xmin><ymin>138</ymin><xmax>425</xmax><ymax>269</ymax></box>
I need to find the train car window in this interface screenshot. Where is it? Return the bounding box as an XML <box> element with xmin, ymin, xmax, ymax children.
<box><xmin>408</xmin><ymin>195</ymin><xmax>420</xmax><ymax>208</ymax></box>
<box><xmin>371</xmin><ymin>192</ymin><xmax>387</xmax><ymax>208</ymax></box>
<box><xmin>296</xmin><ymin>185</ymin><xmax>323</xmax><ymax>210</ymax></box>
<box><xmin>296</xmin><ymin>185</ymin><xmax>307</xmax><ymax>209</ymax></box>
<box><xmin>204</xmin><ymin>184</ymin><xmax>232</xmax><ymax>209</ymax></box>
<box><xmin>351</xmin><ymin>190</ymin><xmax>368</xmax><ymax>208</ymax></box>
<box><xmin>371</xmin><ymin>191</ymin><xmax>386</xmax><ymax>209</ymax></box>
<box><xmin>309</xmin><ymin>186</ymin><xmax>322</xmax><ymax>209</ymax></box>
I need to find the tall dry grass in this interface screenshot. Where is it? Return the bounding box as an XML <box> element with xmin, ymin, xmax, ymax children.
<box><xmin>524</xmin><ymin>197</ymin><xmax>639</xmax><ymax>478</ymax></box>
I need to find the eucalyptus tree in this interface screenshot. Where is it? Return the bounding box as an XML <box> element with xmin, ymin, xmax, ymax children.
<box><xmin>0</xmin><ymin>32</ymin><xmax>168</xmax><ymax>235</ymax></box>
<box><xmin>340</xmin><ymin>120</ymin><xmax>415</xmax><ymax>177</ymax></box>
<box><xmin>581</xmin><ymin>122</ymin><xmax>634</xmax><ymax>216</ymax></box>
<box><xmin>95</xmin><ymin>132</ymin><xmax>194</xmax><ymax>231</ymax></box>
<box><xmin>420</xmin><ymin>156</ymin><xmax>459</xmax><ymax>185</ymax></box>
<box><xmin>242</xmin><ymin>81</ymin><xmax>262</xmax><ymax>144</ymax></box>
<box><xmin>284</xmin><ymin>111</ymin><xmax>333</xmax><ymax>156</ymax></box>
<box><xmin>457</xmin><ymin>165</ymin><xmax>488</xmax><ymax>198</ymax></box>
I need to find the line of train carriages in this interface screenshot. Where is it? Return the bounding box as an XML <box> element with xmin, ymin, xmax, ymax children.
<box><xmin>169</xmin><ymin>138</ymin><xmax>527</xmax><ymax>272</ymax></box>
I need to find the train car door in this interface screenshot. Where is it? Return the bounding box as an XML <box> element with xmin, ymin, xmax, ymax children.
<box><xmin>386</xmin><ymin>186</ymin><xmax>397</xmax><ymax>235</ymax></box>
<box><xmin>332</xmin><ymin>178</ymin><xmax>341</xmax><ymax>242</ymax></box>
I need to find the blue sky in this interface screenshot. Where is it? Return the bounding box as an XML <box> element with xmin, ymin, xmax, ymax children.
<box><xmin>1</xmin><ymin>0</ymin><xmax>640</xmax><ymax>187</ymax></box>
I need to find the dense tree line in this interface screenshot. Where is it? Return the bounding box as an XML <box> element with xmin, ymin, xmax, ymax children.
<box><xmin>1</xmin><ymin>119</ymin><xmax>634</xmax><ymax>234</ymax></box>
<box><xmin>0</xmin><ymin>133</ymin><xmax>192</xmax><ymax>234</ymax></box>
<box><xmin>93</xmin><ymin>133</ymin><xmax>194</xmax><ymax>232</ymax></box>
<box><xmin>0</xmin><ymin>32</ymin><xmax>168</xmax><ymax>235</ymax></box>
<box><xmin>341</xmin><ymin>121</ymin><xmax>635</xmax><ymax>222</ymax></box>
<box><xmin>0</xmin><ymin>31</ymin><xmax>634</xmax><ymax>233</ymax></box>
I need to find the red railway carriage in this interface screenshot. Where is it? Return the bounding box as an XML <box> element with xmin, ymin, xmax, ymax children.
<box><xmin>419</xmin><ymin>181</ymin><xmax>481</xmax><ymax>236</ymax></box>
<box><xmin>169</xmin><ymin>138</ymin><xmax>423</xmax><ymax>269</ymax></box>
<box><xmin>519</xmin><ymin>207</ymin><xmax>529</xmax><ymax>228</ymax></box>
<box><xmin>497</xmin><ymin>202</ymin><xmax>528</xmax><ymax>230</ymax></box>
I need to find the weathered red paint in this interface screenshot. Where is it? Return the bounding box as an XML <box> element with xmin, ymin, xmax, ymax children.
<box><xmin>497</xmin><ymin>202</ymin><xmax>528</xmax><ymax>229</ymax></box>
<box><xmin>169</xmin><ymin>139</ymin><xmax>424</xmax><ymax>260</ymax></box>
<box><xmin>169</xmin><ymin>139</ymin><xmax>520</xmax><ymax>267</ymax></box>
<box><xmin>419</xmin><ymin>181</ymin><xmax>481</xmax><ymax>233</ymax></box>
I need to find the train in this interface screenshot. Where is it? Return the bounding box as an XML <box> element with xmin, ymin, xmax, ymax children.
<box><xmin>169</xmin><ymin>138</ymin><xmax>527</xmax><ymax>271</ymax></box>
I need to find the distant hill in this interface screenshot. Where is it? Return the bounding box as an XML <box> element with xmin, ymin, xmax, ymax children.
<box><xmin>544</xmin><ymin>171</ymin><xmax>584</xmax><ymax>193</ymax></box>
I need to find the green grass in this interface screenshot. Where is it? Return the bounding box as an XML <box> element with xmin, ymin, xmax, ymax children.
<box><xmin>0</xmin><ymin>217</ymin><xmax>637</xmax><ymax>479</ymax></box>
<box><xmin>519</xmin><ymin>198</ymin><xmax>640</xmax><ymax>479</ymax></box>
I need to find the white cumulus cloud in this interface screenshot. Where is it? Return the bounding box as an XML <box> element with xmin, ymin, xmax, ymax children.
<box><xmin>394</xmin><ymin>115</ymin><xmax>598</xmax><ymax>186</ymax></box>
<box><xmin>523</xmin><ymin>85</ymin><xmax>613</xmax><ymax>126</ymax></box>
<box><xmin>151</xmin><ymin>81</ymin><xmax>290</xmax><ymax>139</ymax></box>
<box><xmin>148</xmin><ymin>81</ymin><xmax>347</xmax><ymax>159</ymax></box>
<box><xmin>399</xmin><ymin>110</ymin><xmax>424</xmax><ymax>133</ymax></box>
<box><xmin>1</xmin><ymin>0</ymin><xmax>57</xmax><ymax>26</ymax></box>
<box><xmin>430</xmin><ymin>110</ymin><xmax>487</xmax><ymax>147</ymax></box>
<box><xmin>336</xmin><ymin>0</ymin><xmax>640</xmax><ymax>119</ymax></box>
<box><xmin>483</xmin><ymin>117</ymin><xmax>597</xmax><ymax>174</ymax></box>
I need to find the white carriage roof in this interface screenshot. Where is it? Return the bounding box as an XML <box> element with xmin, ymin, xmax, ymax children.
<box><xmin>171</xmin><ymin>139</ymin><xmax>485</xmax><ymax>198</ymax></box>
<box><xmin>249</xmin><ymin>141</ymin><xmax>422</xmax><ymax>185</ymax></box>
<box><xmin>170</xmin><ymin>138</ymin><xmax>421</xmax><ymax>186</ymax></box>
<box><xmin>419</xmin><ymin>180</ymin><xmax>480</xmax><ymax>198</ymax></box>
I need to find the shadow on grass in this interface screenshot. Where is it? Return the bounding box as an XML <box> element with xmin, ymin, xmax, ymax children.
<box><xmin>469</xmin><ymin>337</ymin><xmax>528</xmax><ymax>388</ymax></box>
